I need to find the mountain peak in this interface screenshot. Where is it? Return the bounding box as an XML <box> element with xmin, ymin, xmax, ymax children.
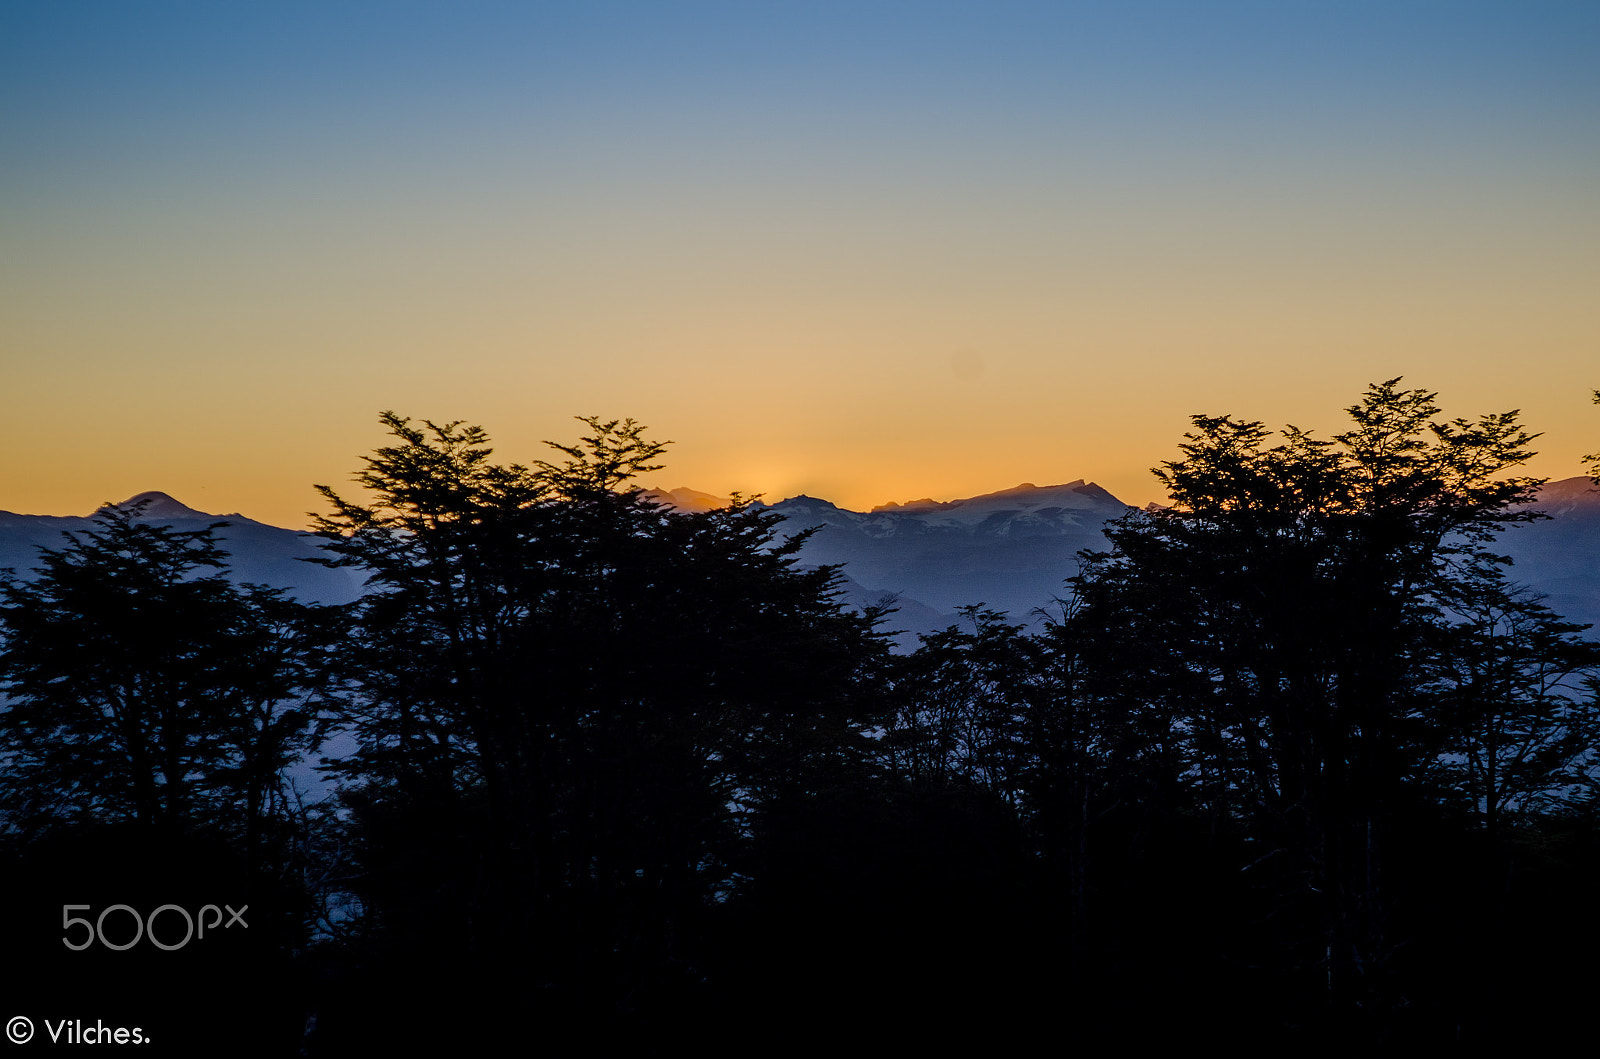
<box><xmin>102</xmin><ymin>492</ymin><xmax>218</xmax><ymax>521</ymax></box>
<box><xmin>870</xmin><ymin>480</ymin><xmax>1118</xmax><ymax>514</ymax></box>
<box><xmin>1527</xmin><ymin>476</ymin><xmax>1600</xmax><ymax>516</ymax></box>
<box><xmin>770</xmin><ymin>494</ymin><xmax>845</xmax><ymax>513</ymax></box>
<box><xmin>642</xmin><ymin>486</ymin><xmax>732</xmax><ymax>513</ymax></box>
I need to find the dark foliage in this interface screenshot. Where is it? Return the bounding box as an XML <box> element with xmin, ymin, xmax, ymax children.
<box><xmin>303</xmin><ymin>414</ymin><xmax>892</xmax><ymax>1046</ymax></box>
<box><xmin>0</xmin><ymin>500</ymin><xmax>339</xmax><ymax>852</ymax></box>
<box><xmin>1032</xmin><ymin>380</ymin><xmax>1600</xmax><ymax>1037</ymax></box>
<box><xmin>7</xmin><ymin>388</ymin><xmax>1598</xmax><ymax>1053</ymax></box>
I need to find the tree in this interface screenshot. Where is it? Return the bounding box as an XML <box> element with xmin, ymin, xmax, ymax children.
<box><xmin>309</xmin><ymin>412</ymin><xmax>551</xmax><ymax>805</ymax></box>
<box><xmin>310</xmin><ymin>413</ymin><xmax>890</xmax><ymax>1032</ymax></box>
<box><xmin>0</xmin><ymin>501</ymin><xmax>335</xmax><ymax>848</ymax></box>
<box><xmin>883</xmin><ymin>606</ymin><xmax>1046</xmax><ymax>805</ymax></box>
<box><xmin>1426</xmin><ymin>563</ymin><xmax>1600</xmax><ymax>835</ymax></box>
<box><xmin>1072</xmin><ymin>379</ymin><xmax>1548</xmax><ymax>1017</ymax></box>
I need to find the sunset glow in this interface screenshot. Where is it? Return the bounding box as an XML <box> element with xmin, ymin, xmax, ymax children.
<box><xmin>4</xmin><ymin>2</ymin><xmax>1597</xmax><ymax>527</ymax></box>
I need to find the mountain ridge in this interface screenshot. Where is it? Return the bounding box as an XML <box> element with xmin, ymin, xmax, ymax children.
<box><xmin>3</xmin><ymin>480</ymin><xmax>1594</xmax><ymax>649</ymax></box>
<box><xmin>0</xmin><ymin>492</ymin><xmax>362</xmax><ymax>605</ymax></box>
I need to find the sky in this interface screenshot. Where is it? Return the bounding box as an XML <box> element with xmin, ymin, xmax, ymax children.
<box><xmin>3</xmin><ymin>1</ymin><xmax>1597</xmax><ymax>527</ymax></box>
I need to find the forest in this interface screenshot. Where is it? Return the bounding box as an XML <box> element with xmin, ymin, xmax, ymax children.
<box><xmin>3</xmin><ymin>381</ymin><xmax>1599</xmax><ymax>1053</ymax></box>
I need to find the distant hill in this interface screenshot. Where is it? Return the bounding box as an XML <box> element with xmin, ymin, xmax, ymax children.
<box><xmin>0</xmin><ymin>492</ymin><xmax>362</xmax><ymax>605</ymax></box>
<box><xmin>646</xmin><ymin>480</ymin><xmax>1131</xmax><ymax>644</ymax></box>
<box><xmin>1502</xmin><ymin>476</ymin><xmax>1600</xmax><ymax>630</ymax></box>
<box><xmin>761</xmin><ymin>481</ymin><xmax>1130</xmax><ymax>640</ymax></box>
<box><xmin>7</xmin><ymin>479</ymin><xmax>1594</xmax><ymax>649</ymax></box>
<box><xmin>651</xmin><ymin>477</ymin><xmax>1600</xmax><ymax>646</ymax></box>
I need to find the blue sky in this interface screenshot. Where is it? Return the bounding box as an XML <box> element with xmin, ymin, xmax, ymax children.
<box><xmin>4</xmin><ymin>1</ymin><xmax>1597</xmax><ymax>523</ymax></box>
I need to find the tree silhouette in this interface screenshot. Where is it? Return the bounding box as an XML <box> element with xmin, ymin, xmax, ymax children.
<box><xmin>1426</xmin><ymin>562</ymin><xmax>1600</xmax><ymax>835</ymax></box>
<box><xmin>308</xmin><ymin>413</ymin><xmax>890</xmax><ymax>1044</ymax></box>
<box><xmin>0</xmin><ymin>500</ymin><xmax>334</xmax><ymax>845</ymax></box>
<box><xmin>1586</xmin><ymin>388</ymin><xmax>1600</xmax><ymax>480</ymax></box>
<box><xmin>1069</xmin><ymin>380</ymin><xmax>1550</xmax><ymax>1022</ymax></box>
<box><xmin>884</xmin><ymin>606</ymin><xmax>1045</xmax><ymax>804</ymax></box>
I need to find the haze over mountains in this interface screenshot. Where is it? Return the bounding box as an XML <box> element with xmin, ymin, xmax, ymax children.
<box><xmin>652</xmin><ymin>483</ymin><xmax>1600</xmax><ymax>646</ymax></box>
<box><xmin>3</xmin><ymin>480</ymin><xmax>1596</xmax><ymax>649</ymax></box>
<box><xmin>0</xmin><ymin>491</ymin><xmax>364</xmax><ymax>606</ymax></box>
<box><xmin>662</xmin><ymin>477</ymin><xmax>1600</xmax><ymax>642</ymax></box>
<box><xmin>1498</xmin><ymin>477</ymin><xmax>1600</xmax><ymax>632</ymax></box>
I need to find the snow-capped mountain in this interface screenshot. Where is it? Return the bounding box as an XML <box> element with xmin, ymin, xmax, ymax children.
<box><xmin>1506</xmin><ymin>477</ymin><xmax>1600</xmax><ymax>630</ymax></box>
<box><xmin>0</xmin><ymin>492</ymin><xmax>362</xmax><ymax>605</ymax></box>
<box><xmin>106</xmin><ymin>490</ymin><xmax>217</xmax><ymax>521</ymax></box>
<box><xmin>6</xmin><ymin>478</ymin><xmax>1595</xmax><ymax>650</ymax></box>
<box><xmin>648</xmin><ymin>477</ymin><xmax>1600</xmax><ymax>647</ymax></box>
<box><xmin>761</xmin><ymin>481</ymin><xmax>1131</xmax><ymax>624</ymax></box>
<box><xmin>643</xmin><ymin>487</ymin><xmax>732</xmax><ymax>513</ymax></box>
<box><xmin>645</xmin><ymin>480</ymin><xmax>1132</xmax><ymax>642</ymax></box>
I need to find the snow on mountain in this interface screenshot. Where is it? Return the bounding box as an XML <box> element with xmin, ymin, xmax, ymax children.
<box><xmin>642</xmin><ymin>486</ymin><xmax>732</xmax><ymax>513</ymax></box>
<box><xmin>761</xmin><ymin>477</ymin><xmax>1600</xmax><ymax>647</ymax></box>
<box><xmin>1501</xmin><ymin>477</ymin><xmax>1600</xmax><ymax>630</ymax></box>
<box><xmin>640</xmin><ymin>480</ymin><xmax>1133</xmax><ymax>642</ymax></box>
<box><xmin>0</xmin><ymin>494</ymin><xmax>362</xmax><ymax>605</ymax></box>
<box><xmin>1521</xmin><ymin>476</ymin><xmax>1600</xmax><ymax>517</ymax></box>
<box><xmin>872</xmin><ymin>479</ymin><xmax>1116</xmax><ymax>515</ymax></box>
<box><xmin>856</xmin><ymin>480</ymin><xmax>1124</xmax><ymax>537</ymax></box>
<box><xmin>759</xmin><ymin>481</ymin><xmax>1135</xmax><ymax>637</ymax></box>
<box><xmin>5</xmin><ymin>478</ymin><xmax>1592</xmax><ymax>650</ymax></box>
<box><xmin>106</xmin><ymin>490</ymin><xmax>219</xmax><ymax>521</ymax></box>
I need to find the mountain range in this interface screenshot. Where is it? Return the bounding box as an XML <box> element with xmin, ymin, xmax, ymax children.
<box><xmin>3</xmin><ymin>480</ymin><xmax>1596</xmax><ymax>650</ymax></box>
<box><xmin>0</xmin><ymin>491</ymin><xmax>364</xmax><ymax>605</ymax></box>
<box><xmin>653</xmin><ymin>477</ymin><xmax>1600</xmax><ymax>645</ymax></box>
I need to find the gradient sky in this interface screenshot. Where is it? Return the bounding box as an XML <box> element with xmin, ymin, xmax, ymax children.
<box><xmin>4</xmin><ymin>1</ymin><xmax>1597</xmax><ymax>527</ymax></box>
